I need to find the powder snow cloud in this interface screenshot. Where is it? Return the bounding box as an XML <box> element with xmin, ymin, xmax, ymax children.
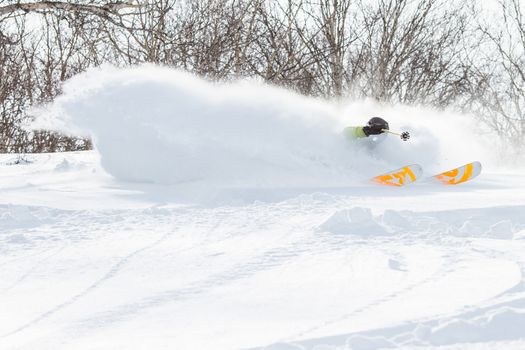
<box><xmin>34</xmin><ymin>64</ymin><xmax>496</xmax><ymax>188</ymax></box>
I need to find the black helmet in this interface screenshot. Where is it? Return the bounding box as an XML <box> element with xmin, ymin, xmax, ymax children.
<box><xmin>367</xmin><ymin>117</ymin><xmax>389</xmax><ymax>131</ymax></box>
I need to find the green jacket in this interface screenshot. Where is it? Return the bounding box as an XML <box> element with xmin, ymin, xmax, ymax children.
<box><xmin>343</xmin><ymin>126</ymin><xmax>367</xmax><ymax>140</ymax></box>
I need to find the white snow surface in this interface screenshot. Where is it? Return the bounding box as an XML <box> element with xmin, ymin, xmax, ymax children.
<box><xmin>2</xmin><ymin>65</ymin><xmax>525</xmax><ymax>349</ymax></box>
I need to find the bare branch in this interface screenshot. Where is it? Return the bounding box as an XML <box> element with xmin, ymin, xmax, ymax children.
<box><xmin>0</xmin><ymin>1</ymin><xmax>141</xmax><ymax>17</ymax></box>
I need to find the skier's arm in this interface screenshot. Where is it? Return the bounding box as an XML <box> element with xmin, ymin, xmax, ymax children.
<box><xmin>343</xmin><ymin>126</ymin><xmax>367</xmax><ymax>139</ymax></box>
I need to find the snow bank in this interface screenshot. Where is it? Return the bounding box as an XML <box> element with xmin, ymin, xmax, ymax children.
<box><xmin>35</xmin><ymin>65</ymin><xmax>497</xmax><ymax>188</ymax></box>
<box><xmin>318</xmin><ymin>205</ymin><xmax>525</xmax><ymax>239</ymax></box>
<box><xmin>0</xmin><ymin>205</ymin><xmax>53</xmax><ymax>230</ymax></box>
<box><xmin>317</xmin><ymin>208</ymin><xmax>388</xmax><ymax>236</ymax></box>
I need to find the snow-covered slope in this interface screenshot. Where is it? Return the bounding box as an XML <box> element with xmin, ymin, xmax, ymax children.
<box><xmin>1</xmin><ymin>152</ymin><xmax>525</xmax><ymax>350</ymax></box>
<box><xmin>2</xmin><ymin>66</ymin><xmax>525</xmax><ymax>349</ymax></box>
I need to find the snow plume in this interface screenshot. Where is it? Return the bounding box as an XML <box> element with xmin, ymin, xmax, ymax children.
<box><xmin>36</xmin><ymin>65</ymin><xmax>496</xmax><ymax>188</ymax></box>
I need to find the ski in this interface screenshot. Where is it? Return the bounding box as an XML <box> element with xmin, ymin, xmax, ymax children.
<box><xmin>371</xmin><ymin>164</ymin><xmax>422</xmax><ymax>187</ymax></box>
<box><xmin>372</xmin><ymin>161</ymin><xmax>482</xmax><ymax>187</ymax></box>
<box><xmin>430</xmin><ymin>161</ymin><xmax>482</xmax><ymax>185</ymax></box>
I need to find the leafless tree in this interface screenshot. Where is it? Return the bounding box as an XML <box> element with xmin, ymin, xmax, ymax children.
<box><xmin>0</xmin><ymin>0</ymin><xmax>139</xmax><ymax>152</ymax></box>
<box><xmin>0</xmin><ymin>0</ymin><xmax>524</xmax><ymax>153</ymax></box>
<box><xmin>474</xmin><ymin>0</ymin><xmax>525</xmax><ymax>147</ymax></box>
<box><xmin>349</xmin><ymin>0</ymin><xmax>475</xmax><ymax>106</ymax></box>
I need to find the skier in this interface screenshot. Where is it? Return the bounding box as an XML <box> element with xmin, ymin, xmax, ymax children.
<box><xmin>343</xmin><ymin>117</ymin><xmax>389</xmax><ymax>140</ymax></box>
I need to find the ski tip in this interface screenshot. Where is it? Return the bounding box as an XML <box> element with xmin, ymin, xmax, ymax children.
<box><xmin>433</xmin><ymin>161</ymin><xmax>482</xmax><ymax>185</ymax></box>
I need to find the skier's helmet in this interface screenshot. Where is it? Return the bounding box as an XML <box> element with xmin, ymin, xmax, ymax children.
<box><xmin>368</xmin><ymin>117</ymin><xmax>389</xmax><ymax>131</ymax></box>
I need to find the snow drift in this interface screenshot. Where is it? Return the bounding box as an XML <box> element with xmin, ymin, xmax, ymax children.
<box><xmin>36</xmin><ymin>65</ymin><xmax>496</xmax><ymax>188</ymax></box>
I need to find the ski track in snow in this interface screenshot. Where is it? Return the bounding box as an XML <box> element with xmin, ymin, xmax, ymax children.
<box><xmin>2</xmin><ymin>220</ymin><xmax>176</xmax><ymax>338</ymax></box>
<box><xmin>1</xmin><ymin>152</ymin><xmax>525</xmax><ymax>350</ymax></box>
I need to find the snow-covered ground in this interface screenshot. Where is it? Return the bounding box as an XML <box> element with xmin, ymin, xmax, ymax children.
<box><xmin>2</xmin><ymin>66</ymin><xmax>525</xmax><ymax>349</ymax></box>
